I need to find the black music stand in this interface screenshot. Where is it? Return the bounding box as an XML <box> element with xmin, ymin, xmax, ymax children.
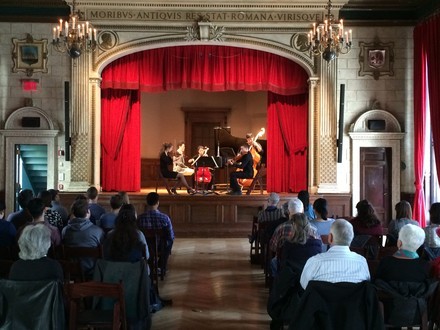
<box><xmin>194</xmin><ymin>156</ymin><xmax>219</xmax><ymax>195</ymax></box>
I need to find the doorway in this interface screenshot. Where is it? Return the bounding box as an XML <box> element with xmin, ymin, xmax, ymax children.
<box><xmin>360</xmin><ymin>147</ymin><xmax>392</xmax><ymax>225</ymax></box>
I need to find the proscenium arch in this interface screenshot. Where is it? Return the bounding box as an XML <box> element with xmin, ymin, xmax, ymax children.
<box><xmin>90</xmin><ymin>41</ymin><xmax>318</xmax><ymax>190</ymax></box>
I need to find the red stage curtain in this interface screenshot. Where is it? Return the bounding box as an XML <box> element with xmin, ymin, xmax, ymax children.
<box><xmin>101</xmin><ymin>46</ymin><xmax>309</xmax><ymax>192</ymax></box>
<box><xmin>101</xmin><ymin>89</ymin><xmax>140</xmax><ymax>192</ymax></box>
<box><xmin>413</xmin><ymin>24</ymin><xmax>427</xmax><ymax>226</ymax></box>
<box><xmin>413</xmin><ymin>12</ymin><xmax>440</xmax><ymax>225</ymax></box>
<box><xmin>267</xmin><ymin>92</ymin><xmax>308</xmax><ymax>192</ymax></box>
<box><xmin>102</xmin><ymin>45</ymin><xmax>308</xmax><ymax>95</ymax></box>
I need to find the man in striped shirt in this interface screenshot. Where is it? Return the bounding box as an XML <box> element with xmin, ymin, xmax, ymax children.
<box><xmin>300</xmin><ymin>219</ymin><xmax>370</xmax><ymax>289</ymax></box>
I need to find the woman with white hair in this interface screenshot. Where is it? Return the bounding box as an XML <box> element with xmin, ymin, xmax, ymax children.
<box><xmin>375</xmin><ymin>224</ymin><xmax>429</xmax><ymax>282</ymax></box>
<box><xmin>9</xmin><ymin>223</ymin><xmax>63</xmax><ymax>281</ymax></box>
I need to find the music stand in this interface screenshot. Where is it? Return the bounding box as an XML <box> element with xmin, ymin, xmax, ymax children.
<box><xmin>194</xmin><ymin>157</ymin><xmax>219</xmax><ymax>195</ymax></box>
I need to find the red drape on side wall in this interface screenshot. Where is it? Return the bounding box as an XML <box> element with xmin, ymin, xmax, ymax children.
<box><xmin>101</xmin><ymin>46</ymin><xmax>309</xmax><ymax>192</ymax></box>
<box><xmin>101</xmin><ymin>89</ymin><xmax>140</xmax><ymax>192</ymax></box>
<box><xmin>413</xmin><ymin>12</ymin><xmax>440</xmax><ymax>225</ymax></box>
<box><xmin>267</xmin><ymin>92</ymin><xmax>308</xmax><ymax>192</ymax></box>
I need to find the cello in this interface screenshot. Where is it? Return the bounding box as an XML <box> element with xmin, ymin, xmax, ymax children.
<box><xmin>193</xmin><ymin>147</ymin><xmax>212</xmax><ymax>185</ymax></box>
<box><xmin>238</xmin><ymin>128</ymin><xmax>265</xmax><ymax>187</ymax></box>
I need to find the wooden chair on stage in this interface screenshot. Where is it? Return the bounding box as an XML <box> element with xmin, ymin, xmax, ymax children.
<box><xmin>155</xmin><ymin>168</ymin><xmax>178</xmax><ymax>195</ymax></box>
<box><xmin>245</xmin><ymin>164</ymin><xmax>266</xmax><ymax>195</ymax></box>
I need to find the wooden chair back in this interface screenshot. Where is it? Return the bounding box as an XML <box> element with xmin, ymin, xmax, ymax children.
<box><xmin>141</xmin><ymin>228</ymin><xmax>167</xmax><ymax>294</ymax></box>
<box><xmin>66</xmin><ymin>281</ymin><xmax>127</xmax><ymax>330</ymax></box>
<box><xmin>245</xmin><ymin>164</ymin><xmax>266</xmax><ymax>195</ymax></box>
<box><xmin>61</xmin><ymin>245</ymin><xmax>103</xmax><ymax>281</ymax></box>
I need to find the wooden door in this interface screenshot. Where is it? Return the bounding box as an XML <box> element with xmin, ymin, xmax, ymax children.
<box><xmin>360</xmin><ymin>147</ymin><xmax>392</xmax><ymax>226</ymax></box>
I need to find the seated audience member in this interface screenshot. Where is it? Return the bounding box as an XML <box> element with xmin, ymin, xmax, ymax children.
<box><xmin>387</xmin><ymin>201</ymin><xmax>419</xmax><ymax>245</ymax></box>
<box><xmin>48</xmin><ymin>189</ymin><xmax>68</xmax><ymax>225</ymax></box>
<box><xmin>423</xmin><ymin>202</ymin><xmax>440</xmax><ymax>259</ymax></box>
<box><xmin>118</xmin><ymin>191</ymin><xmax>130</xmax><ymax>205</ymax></box>
<box><xmin>9</xmin><ymin>223</ymin><xmax>63</xmax><ymax>281</ymax></box>
<box><xmin>279</xmin><ymin>213</ymin><xmax>322</xmax><ymax>273</ymax></box>
<box><xmin>104</xmin><ymin>204</ymin><xmax>149</xmax><ymax>263</ymax></box>
<box><xmin>257</xmin><ymin>192</ymin><xmax>284</xmax><ymax>223</ymax></box>
<box><xmin>38</xmin><ymin>190</ymin><xmax>63</xmax><ymax>233</ymax></box>
<box><xmin>270</xmin><ymin>198</ymin><xmax>305</xmax><ymax>254</ymax></box>
<box><xmin>7</xmin><ymin>189</ymin><xmax>33</xmax><ymax>231</ymax></box>
<box><xmin>310</xmin><ymin>198</ymin><xmax>335</xmax><ymax>252</ymax></box>
<box><xmin>0</xmin><ymin>200</ymin><xmax>16</xmax><ymax>247</ymax></box>
<box><xmin>86</xmin><ymin>186</ymin><xmax>106</xmax><ymax>225</ymax></box>
<box><xmin>138</xmin><ymin>192</ymin><xmax>174</xmax><ymax>273</ymax></box>
<box><xmin>375</xmin><ymin>224</ymin><xmax>433</xmax><ymax>327</ymax></box>
<box><xmin>98</xmin><ymin>194</ymin><xmax>124</xmax><ymax>231</ymax></box>
<box><xmin>300</xmin><ymin>219</ymin><xmax>370</xmax><ymax>289</ymax></box>
<box><xmin>62</xmin><ymin>198</ymin><xmax>105</xmax><ymax>275</ymax></box>
<box><xmin>26</xmin><ymin>198</ymin><xmax>61</xmax><ymax>246</ymax></box>
<box><xmin>351</xmin><ymin>200</ymin><xmax>383</xmax><ymax>236</ymax></box>
<box><xmin>298</xmin><ymin>190</ymin><xmax>315</xmax><ymax>221</ymax></box>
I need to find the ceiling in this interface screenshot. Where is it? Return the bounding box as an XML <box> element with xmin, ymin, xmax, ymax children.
<box><xmin>0</xmin><ymin>0</ymin><xmax>438</xmax><ymax>24</ymax></box>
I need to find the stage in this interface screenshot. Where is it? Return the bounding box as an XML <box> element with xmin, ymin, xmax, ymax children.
<box><xmin>59</xmin><ymin>188</ymin><xmax>352</xmax><ymax>238</ymax></box>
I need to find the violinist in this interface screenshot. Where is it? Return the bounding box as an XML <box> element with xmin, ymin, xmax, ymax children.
<box><xmin>159</xmin><ymin>142</ymin><xmax>195</xmax><ymax>195</ymax></box>
<box><xmin>173</xmin><ymin>141</ymin><xmax>194</xmax><ymax>176</ymax></box>
<box><xmin>227</xmin><ymin>144</ymin><xmax>253</xmax><ymax>195</ymax></box>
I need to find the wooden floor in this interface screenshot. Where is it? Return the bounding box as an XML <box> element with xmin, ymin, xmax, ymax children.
<box><xmin>151</xmin><ymin>238</ymin><xmax>271</xmax><ymax>330</ymax></box>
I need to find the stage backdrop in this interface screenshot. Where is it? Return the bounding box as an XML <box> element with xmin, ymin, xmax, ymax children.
<box><xmin>101</xmin><ymin>45</ymin><xmax>309</xmax><ymax>192</ymax></box>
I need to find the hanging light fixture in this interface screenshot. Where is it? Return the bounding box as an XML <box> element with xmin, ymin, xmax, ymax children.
<box><xmin>51</xmin><ymin>0</ymin><xmax>97</xmax><ymax>59</ymax></box>
<box><xmin>307</xmin><ymin>0</ymin><xmax>352</xmax><ymax>62</ymax></box>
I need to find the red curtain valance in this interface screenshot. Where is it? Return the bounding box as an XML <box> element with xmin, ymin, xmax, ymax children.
<box><xmin>101</xmin><ymin>45</ymin><xmax>308</xmax><ymax>96</ymax></box>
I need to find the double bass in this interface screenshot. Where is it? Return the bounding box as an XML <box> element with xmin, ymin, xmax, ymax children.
<box><xmin>238</xmin><ymin>128</ymin><xmax>265</xmax><ymax>187</ymax></box>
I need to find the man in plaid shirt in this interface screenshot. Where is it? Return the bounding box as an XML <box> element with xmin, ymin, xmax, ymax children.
<box><xmin>138</xmin><ymin>192</ymin><xmax>175</xmax><ymax>272</ymax></box>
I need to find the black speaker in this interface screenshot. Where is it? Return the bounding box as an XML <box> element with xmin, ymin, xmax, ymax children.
<box><xmin>22</xmin><ymin>117</ymin><xmax>40</xmax><ymax>127</ymax></box>
<box><xmin>64</xmin><ymin>81</ymin><xmax>71</xmax><ymax>161</ymax></box>
<box><xmin>337</xmin><ymin>84</ymin><xmax>345</xmax><ymax>163</ymax></box>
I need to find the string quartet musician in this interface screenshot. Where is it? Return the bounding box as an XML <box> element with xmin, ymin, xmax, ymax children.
<box><xmin>227</xmin><ymin>144</ymin><xmax>253</xmax><ymax>195</ymax></box>
<box><xmin>189</xmin><ymin>146</ymin><xmax>214</xmax><ymax>191</ymax></box>
<box><xmin>159</xmin><ymin>142</ymin><xmax>195</xmax><ymax>195</ymax></box>
<box><xmin>246</xmin><ymin>132</ymin><xmax>263</xmax><ymax>154</ymax></box>
<box><xmin>173</xmin><ymin>141</ymin><xmax>194</xmax><ymax>176</ymax></box>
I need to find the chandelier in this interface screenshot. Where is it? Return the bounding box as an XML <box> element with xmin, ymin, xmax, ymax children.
<box><xmin>307</xmin><ymin>0</ymin><xmax>352</xmax><ymax>62</ymax></box>
<box><xmin>52</xmin><ymin>0</ymin><xmax>97</xmax><ymax>58</ymax></box>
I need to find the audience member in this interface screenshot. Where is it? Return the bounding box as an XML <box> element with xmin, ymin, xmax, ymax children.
<box><xmin>298</xmin><ymin>190</ymin><xmax>315</xmax><ymax>221</ymax></box>
<box><xmin>62</xmin><ymin>198</ymin><xmax>104</xmax><ymax>275</ymax></box>
<box><xmin>387</xmin><ymin>201</ymin><xmax>419</xmax><ymax>245</ymax></box>
<box><xmin>270</xmin><ymin>198</ymin><xmax>312</xmax><ymax>253</ymax></box>
<box><xmin>86</xmin><ymin>186</ymin><xmax>106</xmax><ymax>224</ymax></box>
<box><xmin>38</xmin><ymin>190</ymin><xmax>63</xmax><ymax>233</ymax></box>
<box><xmin>375</xmin><ymin>224</ymin><xmax>432</xmax><ymax>327</ymax></box>
<box><xmin>257</xmin><ymin>192</ymin><xmax>284</xmax><ymax>223</ymax></box>
<box><xmin>279</xmin><ymin>213</ymin><xmax>322</xmax><ymax>273</ymax></box>
<box><xmin>138</xmin><ymin>192</ymin><xmax>174</xmax><ymax>273</ymax></box>
<box><xmin>375</xmin><ymin>224</ymin><xmax>429</xmax><ymax>282</ymax></box>
<box><xmin>7</xmin><ymin>189</ymin><xmax>33</xmax><ymax>231</ymax></box>
<box><xmin>0</xmin><ymin>200</ymin><xmax>16</xmax><ymax>247</ymax></box>
<box><xmin>310</xmin><ymin>198</ymin><xmax>335</xmax><ymax>252</ymax></box>
<box><xmin>300</xmin><ymin>219</ymin><xmax>370</xmax><ymax>289</ymax></box>
<box><xmin>424</xmin><ymin>202</ymin><xmax>440</xmax><ymax>259</ymax></box>
<box><xmin>118</xmin><ymin>191</ymin><xmax>130</xmax><ymax>205</ymax></box>
<box><xmin>27</xmin><ymin>198</ymin><xmax>61</xmax><ymax>246</ymax></box>
<box><xmin>9</xmin><ymin>223</ymin><xmax>63</xmax><ymax>281</ymax></box>
<box><xmin>98</xmin><ymin>194</ymin><xmax>124</xmax><ymax>230</ymax></box>
<box><xmin>104</xmin><ymin>204</ymin><xmax>149</xmax><ymax>263</ymax></box>
<box><xmin>351</xmin><ymin>200</ymin><xmax>383</xmax><ymax>235</ymax></box>
<box><xmin>48</xmin><ymin>189</ymin><xmax>69</xmax><ymax>225</ymax></box>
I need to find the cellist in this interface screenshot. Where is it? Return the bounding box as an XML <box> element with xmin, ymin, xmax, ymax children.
<box><xmin>227</xmin><ymin>144</ymin><xmax>253</xmax><ymax>195</ymax></box>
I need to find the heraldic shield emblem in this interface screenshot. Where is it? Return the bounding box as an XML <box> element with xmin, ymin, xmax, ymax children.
<box><xmin>368</xmin><ymin>49</ymin><xmax>386</xmax><ymax>69</ymax></box>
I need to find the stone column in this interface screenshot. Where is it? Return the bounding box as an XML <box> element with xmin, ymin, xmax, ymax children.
<box><xmin>308</xmin><ymin>77</ymin><xmax>319</xmax><ymax>193</ymax></box>
<box><xmin>317</xmin><ymin>59</ymin><xmax>338</xmax><ymax>193</ymax></box>
<box><xmin>68</xmin><ymin>54</ymin><xmax>93</xmax><ymax>191</ymax></box>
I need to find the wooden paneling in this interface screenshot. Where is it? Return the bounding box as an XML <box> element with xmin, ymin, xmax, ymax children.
<box><xmin>59</xmin><ymin>192</ymin><xmax>352</xmax><ymax>237</ymax></box>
